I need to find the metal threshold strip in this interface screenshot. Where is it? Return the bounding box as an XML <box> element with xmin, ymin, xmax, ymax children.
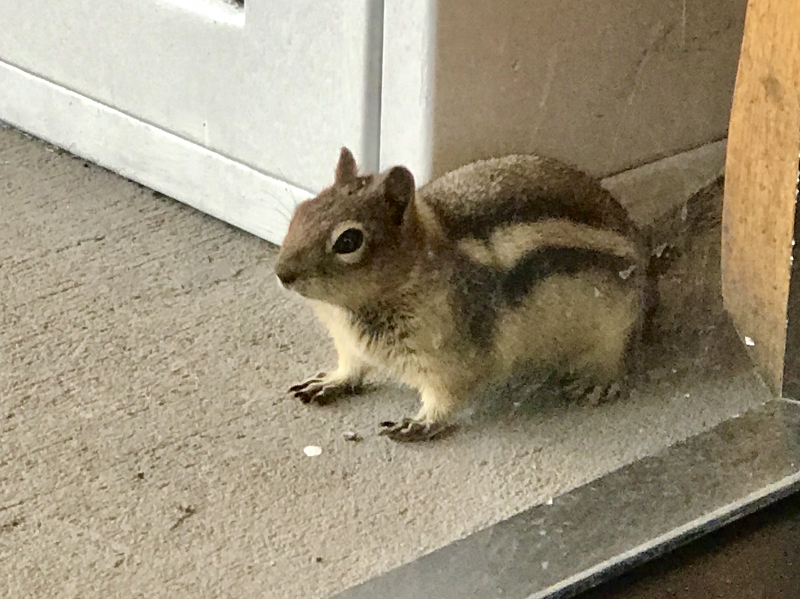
<box><xmin>332</xmin><ymin>399</ymin><xmax>800</xmax><ymax>599</ymax></box>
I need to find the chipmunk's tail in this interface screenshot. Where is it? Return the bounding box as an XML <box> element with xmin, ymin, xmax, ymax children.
<box><xmin>641</xmin><ymin>237</ymin><xmax>682</xmax><ymax>344</ymax></box>
<box><xmin>637</xmin><ymin>173</ymin><xmax>724</xmax><ymax>345</ymax></box>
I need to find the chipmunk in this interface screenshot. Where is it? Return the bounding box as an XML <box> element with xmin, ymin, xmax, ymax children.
<box><xmin>275</xmin><ymin>148</ymin><xmax>653</xmax><ymax>442</ymax></box>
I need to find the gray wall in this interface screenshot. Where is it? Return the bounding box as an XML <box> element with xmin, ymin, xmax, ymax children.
<box><xmin>431</xmin><ymin>0</ymin><xmax>746</xmax><ymax>178</ymax></box>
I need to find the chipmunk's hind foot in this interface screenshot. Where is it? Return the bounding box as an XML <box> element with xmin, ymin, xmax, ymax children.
<box><xmin>562</xmin><ymin>376</ymin><xmax>623</xmax><ymax>406</ymax></box>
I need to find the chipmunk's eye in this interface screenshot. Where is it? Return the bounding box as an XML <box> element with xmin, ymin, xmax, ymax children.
<box><xmin>332</xmin><ymin>228</ymin><xmax>364</xmax><ymax>254</ymax></box>
<box><xmin>330</xmin><ymin>221</ymin><xmax>367</xmax><ymax>264</ymax></box>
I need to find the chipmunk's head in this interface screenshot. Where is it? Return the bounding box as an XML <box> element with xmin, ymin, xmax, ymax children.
<box><xmin>275</xmin><ymin>147</ymin><xmax>417</xmax><ymax>307</ymax></box>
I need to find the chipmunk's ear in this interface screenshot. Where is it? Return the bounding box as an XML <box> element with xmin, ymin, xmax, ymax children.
<box><xmin>380</xmin><ymin>166</ymin><xmax>415</xmax><ymax>226</ymax></box>
<box><xmin>335</xmin><ymin>147</ymin><xmax>358</xmax><ymax>185</ymax></box>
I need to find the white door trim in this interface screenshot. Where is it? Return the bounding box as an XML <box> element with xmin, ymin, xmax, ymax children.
<box><xmin>0</xmin><ymin>59</ymin><xmax>307</xmax><ymax>245</ymax></box>
<box><xmin>379</xmin><ymin>0</ymin><xmax>437</xmax><ymax>183</ymax></box>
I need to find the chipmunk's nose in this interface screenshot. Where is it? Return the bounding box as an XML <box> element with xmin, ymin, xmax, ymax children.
<box><xmin>275</xmin><ymin>261</ymin><xmax>300</xmax><ymax>287</ymax></box>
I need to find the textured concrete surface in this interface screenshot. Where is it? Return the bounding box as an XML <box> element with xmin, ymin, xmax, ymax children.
<box><xmin>0</xmin><ymin>124</ymin><xmax>771</xmax><ymax>599</ymax></box>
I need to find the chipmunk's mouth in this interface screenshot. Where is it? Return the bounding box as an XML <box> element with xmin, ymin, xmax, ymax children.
<box><xmin>274</xmin><ymin>261</ymin><xmax>330</xmax><ymax>300</ymax></box>
<box><xmin>275</xmin><ymin>273</ymin><xmax>317</xmax><ymax>300</ymax></box>
<box><xmin>276</xmin><ymin>275</ymin><xmax>307</xmax><ymax>295</ymax></box>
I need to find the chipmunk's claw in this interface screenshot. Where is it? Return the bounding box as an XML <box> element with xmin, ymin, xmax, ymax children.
<box><xmin>379</xmin><ymin>418</ymin><xmax>451</xmax><ymax>442</ymax></box>
<box><xmin>289</xmin><ymin>372</ymin><xmax>357</xmax><ymax>405</ymax></box>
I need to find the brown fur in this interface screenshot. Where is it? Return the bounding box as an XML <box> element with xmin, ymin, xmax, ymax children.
<box><xmin>276</xmin><ymin>148</ymin><xmax>649</xmax><ymax>440</ymax></box>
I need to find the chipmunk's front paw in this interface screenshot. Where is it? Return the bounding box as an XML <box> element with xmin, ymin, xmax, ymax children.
<box><xmin>378</xmin><ymin>418</ymin><xmax>452</xmax><ymax>442</ymax></box>
<box><xmin>289</xmin><ymin>372</ymin><xmax>360</xmax><ymax>405</ymax></box>
<box><xmin>563</xmin><ymin>378</ymin><xmax>622</xmax><ymax>406</ymax></box>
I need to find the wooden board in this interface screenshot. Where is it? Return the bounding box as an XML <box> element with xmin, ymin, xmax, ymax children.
<box><xmin>722</xmin><ymin>0</ymin><xmax>800</xmax><ymax>396</ymax></box>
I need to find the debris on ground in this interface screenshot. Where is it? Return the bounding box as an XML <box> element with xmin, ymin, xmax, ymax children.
<box><xmin>303</xmin><ymin>445</ymin><xmax>322</xmax><ymax>457</ymax></box>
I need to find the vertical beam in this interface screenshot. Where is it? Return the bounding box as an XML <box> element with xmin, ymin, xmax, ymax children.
<box><xmin>362</xmin><ymin>0</ymin><xmax>385</xmax><ymax>173</ymax></box>
<box><xmin>379</xmin><ymin>0</ymin><xmax>437</xmax><ymax>183</ymax></box>
<box><xmin>722</xmin><ymin>0</ymin><xmax>800</xmax><ymax>396</ymax></box>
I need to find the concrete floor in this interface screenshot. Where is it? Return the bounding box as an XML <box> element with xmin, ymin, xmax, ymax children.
<box><xmin>0</xmin><ymin>124</ymin><xmax>771</xmax><ymax>599</ymax></box>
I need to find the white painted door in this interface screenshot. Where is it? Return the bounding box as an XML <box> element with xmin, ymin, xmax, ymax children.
<box><xmin>0</xmin><ymin>0</ymin><xmax>385</xmax><ymax>244</ymax></box>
